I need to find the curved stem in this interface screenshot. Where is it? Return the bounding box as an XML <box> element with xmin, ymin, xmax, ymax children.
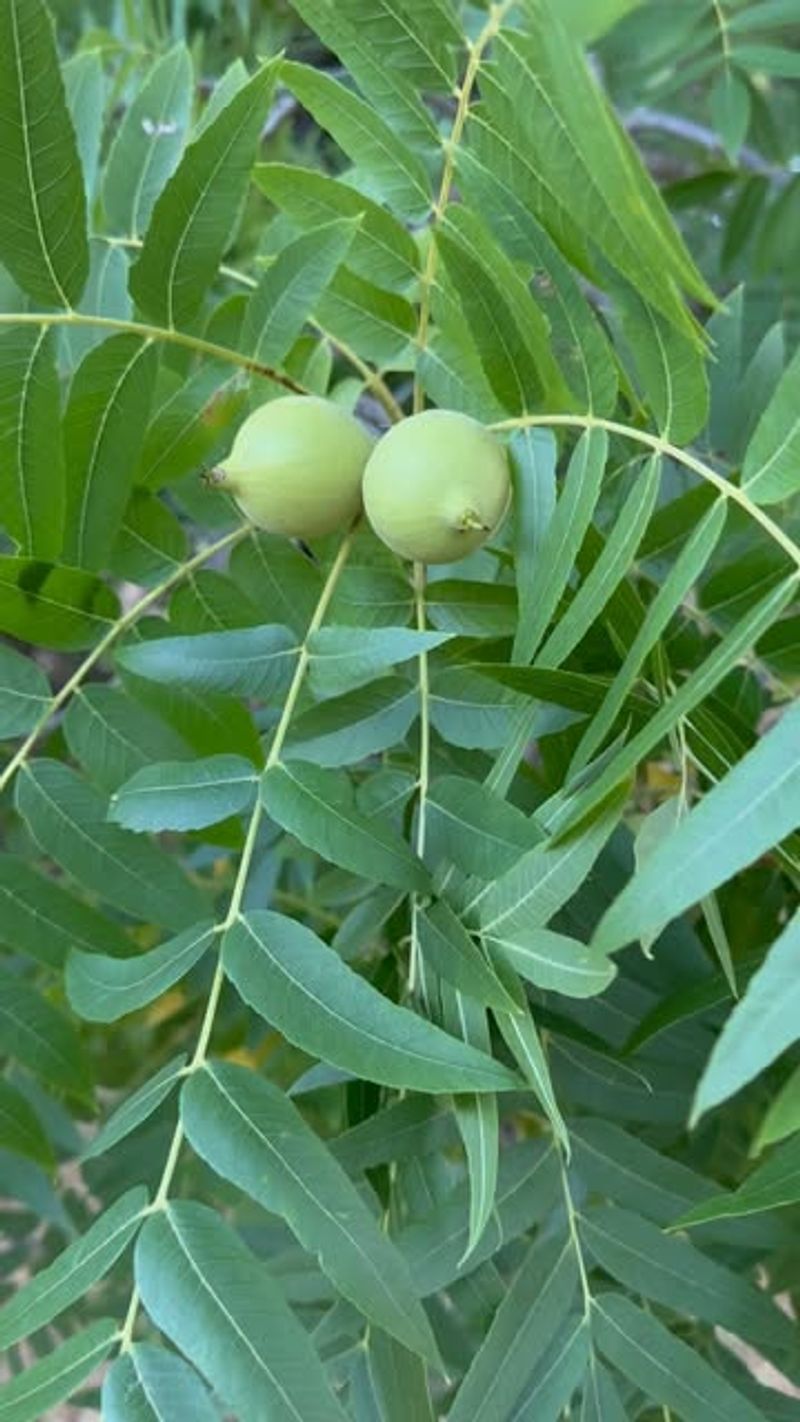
<box><xmin>412</xmin><ymin>0</ymin><xmax>514</xmax><ymax>412</ymax></box>
<box><xmin>0</xmin><ymin>523</ymin><xmax>250</xmax><ymax>796</ymax></box>
<box><xmin>118</xmin><ymin>527</ymin><xmax>356</xmax><ymax>1352</ymax></box>
<box><xmin>0</xmin><ymin>310</ymin><xmax>307</xmax><ymax>394</ymax></box>
<box><xmin>490</xmin><ymin>412</ymin><xmax>800</xmax><ymax>569</ymax></box>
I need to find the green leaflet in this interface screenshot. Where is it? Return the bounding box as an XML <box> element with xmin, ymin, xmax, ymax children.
<box><xmin>67</xmin><ymin>921</ymin><xmax>217</xmax><ymax>1023</ymax></box>
<box><xmin>62</xmin><ymin>334</ymin><xmax>159</xmax><ymax>570</ymax></box>
<box><xmin>130</xmin><ymin>61</ymin><xmax>278</xmax><ymax>326</ymax></box>
<box><xmin>595</xmin><ymin>699</ymin><xmax>800</xmax><ymax>954</ymax></box>
<box><xmin>0</xmin><ymin>1318</ymin><xmax>117</xmax><ymax>1422</ymax></box>
<box><xmin>0</xmin><ymin>1079</ymin><xmax>52</xmax><ymax>1168</ymax></box>
<box><xmin>136</xmin><ymin>1202</ymin><xmax>348</xmax><ymax>1422</ymax></box>
<box><xmin>0</xmin><ymin>1186</ymin><xmax>147</xmax><ymax>1350</ymax></box>
<box><xmin>83</xmin><ymin>1055</ymin><xmax>187</xmax><ymax>1161</ymax></box>
<box><xmin>103</xmin><ymin>1344</ymin><xmax>219</xmax><ymax>1422</ymax></box>
<box><xmin>0</xmin><ymin>557</ymin><xmax>119</xmax><ymax>650</ymax></box>
<box><xmin>593</xmin><ymin>1293</ymin><xmax>769</xmax><ymax>1422</ymax></box>
<box><xmin>0</xmin><ymin>0</ymin><xmax>88</xmax><ymax>307</ymax></box>
<box><xmin>742</xmin><ymin>340</ymin><xmax>800</xmax><ymax>503</ymax></box>
<box><xmin>102</xmin><ymin>44</ymin><xmax>193</xmax><ymax>236</ymax></box>
<box><xmin>448</xmin><ymin>1234</ymin><xmax>579</xmax><ymax>1422</ymax></box>
<box><xmin>16</xmin><ymin>760</ymin><xmax>207</xmax><ymax>933</ymax></box>
<box><xmin>0</xmin><ymin>327</ymin><xmax>65</xmax><ymax>559</ymax></box>
<box><xmin>281</xmin><ymin>61</ymin><xmax>431</xmax><ymax>222</ymax></box>
<box><xmin>223</xmin><ymin>911</ymin><xmax>521</xmax><ymax>1094</ymax></box>
<box><xmin>111</xmin><ymin>755</ymin><xmax>257</xmax><ymax>832</ymax></box>
<box><xmin>0</xmin><ymin>971</ymin><xmax>91</xmax><ymax>1096</ymax></box>
<box><xmin>0</xmin><ymin>643</ymin><xmax>50</xmax><ymax>739</ymax></box>
<box><xmin>243</xmin><ymin>219</ymin><xmax>359</xmax><ymax>365</ymax></box>
<box><xmin>263</xmin><ymin>760</ymin><xmax>428</xmax><ymax>891</ymax></box>
<box><xmin>117</xmin><ymin>624</ymin><xmax>299</xmax><ymax>699</ymax></box>
<box><xmin>254</xmin><ymin>163</ymin><xmax>420</xmax><ymax>290</ymax></box>
<box><xmin>181</xmin><ymin>1062</ymin><xmax>442</xmax><ymax>1365</ymax></box>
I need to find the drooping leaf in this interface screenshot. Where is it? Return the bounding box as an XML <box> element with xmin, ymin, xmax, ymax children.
<box><xmin>181</xmin><ymin>1061</ymin><xmax>441</xmax><ymax>1365</ymax></box>
<box><xmin>367</xmin><ymin>1330</ymin><xmax>436</xmax><ymax>1422</ymax></box>
<box><xmin>398</xmin><ymin>1139</ymin><xmax>560</xmax><ymax>1297</ymax></box>
<box><xmin>135</xmin><ymin>1202</ymin><xmax>349</xmax><ymax>1421</ymax></box>
<box><xmin>494</xmin><ymin>1004</ymin><xmax>569</xmax><ymax>1149</ymax></box>
<box><xmin>417</xmin><ymin>901</ymin><xmax>521</xmax><ymax>1014</ymax></box>
<box><xmin>223</xmin><ymin>911</ymin><xmax>520</xmax><ymax>1094</ymax></box>
<box><xmin>0</xmin><ymin>1186</ymin><xmax>147</xmax><ymax>1350</ymax></box>
<box><xmin>0</xmin><ymin>0</ymin><xmax>88</xmax><ymax>306</ymax></box>
<box><xmin>111</xmin><ymin>755</ymin><xmax>257</xmax><ymax>832</ymax></box>
<box><xmin>0</xmin><ymin>327</ymin><xmax>65</xmax><ymax>559</ymax></box>
<box><xmin>752</xmin><ymin>1064</ymin><xmax>800</xmax><ymax>1156</ymax></box>
<box><xmin>67</xmin><ymin>920</ymin><xmax>217</xmax><ymax>1023</ymax></box>
<box><xmin>438</xmin><ymin>982</ymin><xmax>500</xmax><ymax>1263</ymax></box>
<box><xmin>130</xmin><ymin>61</ymin><xmax>278</xmax><ymax>326</ymax></box>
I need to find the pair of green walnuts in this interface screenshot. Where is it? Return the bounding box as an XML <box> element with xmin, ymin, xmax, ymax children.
<box><xmin>211</xmin><ymin>396</ymin><xmax>511</xmax><ymax>565</ymax></box>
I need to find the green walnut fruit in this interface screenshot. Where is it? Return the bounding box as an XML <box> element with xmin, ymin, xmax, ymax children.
<box><xmin>362</xmin><ymin>410</ymin><xmax>511</xmax><ymax>564</ymax></box>
<box><xmin>209</xmin><ymin>395</ymin><xmax>372</xmax><ymax>539</ymax></box>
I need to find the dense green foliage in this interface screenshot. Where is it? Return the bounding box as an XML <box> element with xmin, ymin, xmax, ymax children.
<box><xmin>0</xmin><ymin>1</ymin><xmax>799</xmax><ymax>1418</ymax></box>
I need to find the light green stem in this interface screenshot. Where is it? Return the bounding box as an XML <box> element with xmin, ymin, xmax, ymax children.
<box><xmin>409</xmin><ymin>560</ymin><xmax>431</xmax><ymax>996</ymax></box>
<box><xmin>490</xmin><ymin>412</ymin><xmax>800</xmax><ymax>569</ymax></box>
<box><xmin>117</xmin><ymin>527</ymin><xmax>356</xmax><ymax>1352</ymax></box>
<box><xmin>0</xmin><ymin>310</ymin><xmax>307</xmax><ymax>393</ymax></box>
<box><xmin>0</xmin><ymin>523</ymin><xmax>250</xmax><ymax>796</ymax></box>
